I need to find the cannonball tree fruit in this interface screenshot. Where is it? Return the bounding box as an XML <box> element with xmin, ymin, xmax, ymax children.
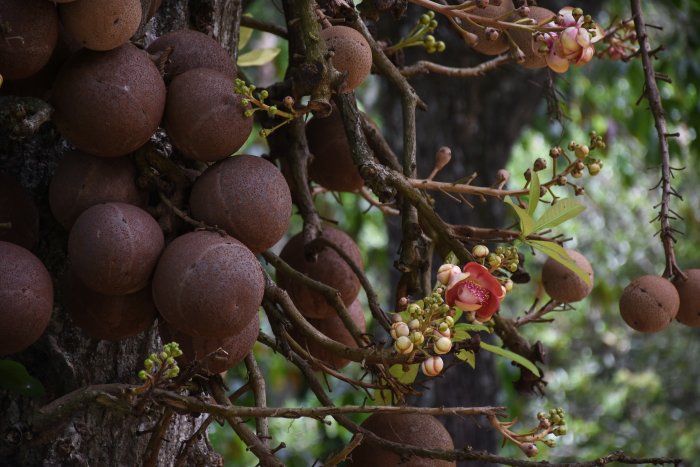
<box><xmin>306</xmin><ymin>109</ymin><xmax>364</xmax><ymax>192</ymax></box>
<box><xmin>293</xmin><ymin>299</ymin><xmax>366</xmax><ymax>369</ymax></box>
<box><xmin>189</xmin><ymin>155</ymin><xmax>292</xmax><ymax>253</ymax></box>
<box><xmin>346</xmin><ymin>413</ymin><xmax>456</xmax><ymax>467</ymax></box>
<box><xmin>151</xmin><ymin>231</ymin><xmax>264</xmax><ymax>339</ymax></box>
<box><xmin>0</xmin><ymin>174</ymin><xmax>39</xmax><ymax>250</ymax></box>
<box><xmin>62</xmin><ymin>274</ymin><xmax>157</xmax><ymax>341</ymax></box>
<box><xmin>619</xmin><ymin>275</ymin><xmax>680</xmax><ymax>333</ymax></box>
<box><xmin>320</xmin><ymin>25</ymin><xmax>373</xmax><ymax>92</ymax></box>
<box><xmin>159</xmin><ymin>313</ymin><xmax>259</xmax><ymax>375</ymax></box>
<box><xmin>49</xmin><ymin>150</ymin><xmax>145</xmax><ymax>230</ymax></box>
<box><xmin>0</xmin><ymin>0</ymin><xmax>59</xmax><ymax>80</ymax></box>
<box><xmin>51</xmin><ymin>43</ymin><xmax>166</xmax><ymax>157</ymax></box>
<box><xmin>146</xmin><ymin>29</ymin><xmax>236</xmax><ymax>83</ymax></box>
<box><xmin>462</xmin><ymin>0</ymin><xmax>515</xmax><ymax>56</ymax></box>
<box><xmin>673</xmin><ymin>269</ymin><xmax>700</xmax><ymax>327</ymax></box>
<box><xmin>0</xmin><ymin>242</ymin><xmax>53</xmax><ymax>356</ymax></box>
<box><xmin>509</xmin><ymin>6</ymin><xmax>556</xmax><ymax>69</ymax></box>
<box><xmin>164</xmin><ymin>68</ymin><xmax>252</xmax><ymax>162</ymax></box>
<box><xmin>541</xmin><ymin>249</ymin><xmax>594</xmax><ymax>303</ymax></box>
<box><xmin>68</xmin><ymin>202</ymin><xmax>164</xmax><ymax>296</ymax></box>
<box><xmin>277</xmin><ymin>226</ymin><xmax>364</xmax><ymax>319</ymax></box>
<box><xmin>59</xmin><ymin>0</ymin><xmax>142</xmax><ymax>51</ymax></box>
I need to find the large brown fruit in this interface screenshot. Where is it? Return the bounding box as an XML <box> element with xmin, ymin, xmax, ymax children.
<box><xmin>0</xmin><ymin>0</ymin><xmax>59</xmax><ymax>80</ymax></box>
<box><xmin>541</xmin><ymin>249</ymin><xmax>594</xmax><ymax>303</ymax></box>
<box><xmin>278</xmin><ymin>226</ymin><xmax>363</xmax><ymax>319</ymax></box>
<box><xmin>619</xmin><ymin>275</ymin><xmax>679</xmax><ymax>333</ymax></box>
<box><xmin>321</xmin><ymin>25</ymin><xmax>372</xmax><ymax>92</ymax></box>
<box><xmin>62</xmin><ymin>274</ymin><xmax>157</xmax><ymax>341</ymax></box>
<box><xmin>59</xmin><ymin>0</ymin><xmax>141</xmax><ymax>51</ymax></box>
<box><xmin>146</xmin><ymin>29</ymin><xmax>236</xmax><ymax>83</ymax></box>
<box><xmin>49</xmin><ymin>150</ymin><xmax>145</xmax><ymax>229</ymax></box>
<box><xmin>152</xmin><ymin>231</ymin><xmax>264</xmax><ymax>338</ymax></box>
<box><xmin>306</xmin><ymin>110</ymin><xmax>364</xmax><ymax>192</ymax></box>
<box><xmin>294</xmin><ymin>299</ymin><xmax>366</xmax><ymax>369</ymax></box>
<box><xmin>462</xmin><ymin>0</ymin><xmax>514</xmax><ymax>55</ymax></box>
<box><xmin>0</xmin><ymin>242</ymin><xmax>53</xmax><ymax>356</ymax></box>
<box><xmin>51</xmin><ymin>43</ymin><xmax>166</xmax><ymax>157</ymax></box>
<box><xmin>673</xmin><ymin>269</ymin><xmax>700</xmax><ymax>327</ymax></box>
<box><xmin>159</xmin><ymin>313</ymin><xmax>259</xmax><ymax>375</ymax></box>
<box><xmin>0</xmin><ymin>174</ymin><xmax>39</xmax><ymax>250</ymax></box>
<box><xmin>189</xmin><ymin>155</ymin><xmax>292</xmax><ymax>253</ymax></box>
<box><xmin>68</xmin><ymin>202</ymin><xmax>164</xmax><ymax>295</ymax></box>
<box><xmin>164</xmin><ymin>68</ymin><xmax>252</xmax><ymax>162</ymax></box>
<box><xmin>346</xmin><ymin>413</ymin><xmax>455</xmax><ymax>467</ymax></box>
<box><xmin>509</xmin><ymin>6</ymin><xmax>555</xmax><ymax>69</ymax></box>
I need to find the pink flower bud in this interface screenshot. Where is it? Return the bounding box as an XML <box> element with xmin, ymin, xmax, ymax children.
<box><xmin>434</xmin><ymin>336</ymin><xmax>452</xmax><ymax>354</ymax></box>
<box><xmin>391</xmin><ymin>322</ymin><xmax>410</xmax><ymax>339</ymax></box>
<box><xmin>421</xmin><ymin>356</ymin><xmax>444</xmax><ymax>377</ymax></box>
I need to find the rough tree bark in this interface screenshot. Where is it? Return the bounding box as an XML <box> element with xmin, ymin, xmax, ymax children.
<box><xmin>0</xmin><ymin>1</ymin><xmax>240</xmax><ymax>465</ymax></box>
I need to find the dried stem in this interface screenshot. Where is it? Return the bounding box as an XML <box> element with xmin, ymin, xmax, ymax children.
<box><xmin>142</xmin><ymin>407</ymin><xmax>175</xmax><ymax>467</ymax></box>
<box><xmin>244</xmin><ymin>353</ymin><xmax>270</xmax><ymax>448</ymax></box>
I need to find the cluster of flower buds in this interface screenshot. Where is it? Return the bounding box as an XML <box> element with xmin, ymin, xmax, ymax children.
<box><xmin>600</xmin><ymin>19</ymin><xmax>637</xmax><ymax>60</ymax></box>
<box><xmin>386</xmin><ymin>11</ymin><xmax>446</xmax><ymax>54</ymax></box>
<box><xmin>545</xmin><ymin>132</ymin><xmax>605</xmax><ymax>187</ymax></box>
<box><xmin>537</xmin><ymin>7</ymin><xmax>603</xmax><ymax>74</ymax></box>
<box><xmin>138</xmin><ymin>341</ymin><xmax>183</xmax><ymax>382</ymax></box>
<box><xmin>233</xmin><ymin>78</ymin><xmax>296</xmax><ymax>137</ymax></box>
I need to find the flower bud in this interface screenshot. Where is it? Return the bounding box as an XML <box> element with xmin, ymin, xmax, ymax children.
<box><xmin>434</xmin><ymin>336</ymin><xmax>452</xmax><ymax>354</ymax></box>
<box><xmin>437</xmin><ymin>264</ymin><xmax>454</xmax><ymax>285</ymax></box>
<box><xmin>504</xmin><ymin>279</ymin><xmax>514</xmax><ymax>292</ymax></box>
<box><xmin>575</xmin><ymin>144</ymin><xmax>589</xmax><ymax>159</ymax></box>
<box><xmin>444</xmin><ymin>316</ymin><xmax>455</xmax><ymax>327</ymax></box>
<box><xmin>407</xmin><ymin>303</ymin><xmax>422</xmax><ymax>316</ymax></box>
<box><xmin>521</xmin><ymin>443</ymin><xmax>538</xmax><ymax>457</ymax></box>
<box><xmin>554</xmin><ymin>424</ymin><xmax>568</xmax><ymax>436</ymax></box>
<box><xmin>421</xmin><ymin>356</ymin><xmax>444</xmax><ymax>377</ymax></box>
<box><xmin>410</xmin><ymin>331</ymin><xmax>425</xmax><ymax>345</ymax></box>
<box><xmin>472</xmin><ymin>244</ymin><xmax>489</xmax><ymax>258</ymax></box>
<box><xmin>391</xmin><ymin>313</ymin><xmax>404</xmax><ymax>323</ymax></box>
<box><xmin>588</xmin><ymin>162</ymin><xmax>601</xmax><ymax>175</ymax></box>
<box><xmin>394</xmin><ymin>336</ymin><xmax>414</xmax><ymax>354</ymax></box>
<box><xmin>138</xmin><ymin>370</ymin><xmax>148</xmax><ymax>381</ymax></box>
<box><xmin>437</xmin><ymin>327</ymin><xmax>451</xmax><ymax>338</ymax></box>
<box><xmin>391</xmin><ymin>322</ymin><xmax>410</xmax><ymax>339</ymax></box>
<box><xmin>534</xmin><ymin>157</ymin><xmax>547</xmax><ymax>171</ymax></box>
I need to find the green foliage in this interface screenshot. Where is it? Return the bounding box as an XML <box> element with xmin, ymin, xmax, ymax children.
<box><xmin>479</xmin><ymin>342</ymin><xmax>541</xmax><ymax>377</ymax></box>
<box><xmin>0</xmin><ymin>359</ymin><xmax>45</xmax><ymax>397</ymax></box>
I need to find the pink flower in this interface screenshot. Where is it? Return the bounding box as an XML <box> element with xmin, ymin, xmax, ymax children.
<box><xmin>445</xmin><ymin>262</ymin><xmax>505</xmax><ymax>321</ymax></box>
<box><xmin>542</xmin><ymin>7</ymin><xmax>603</xmax><ymax>74</ymax></box>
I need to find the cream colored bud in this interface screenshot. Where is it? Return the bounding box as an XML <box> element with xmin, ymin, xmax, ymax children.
<box><xmin>434</xmin><ymin>336</ymin><xmax>452</xmax><ymax>354</ymax></box>
<box><xmin>391</xmin><ymin>313</ymin><xmax>404</xmax><ymax>323</ymax></box>
<box><xmin>394</xmin><ymin>336</ymin><xmax>414</xmax><ymax>354</ymax></box>
<box><xmin>472</xmin><ymin>245</ymin><xmax>489</xmax><ymax>258</ymax></box>
<box><xmin>410</xmin><ymin>331</ymin><xmax>425</xmax><ymax>345</ymax></box>
<box><xmin>438</xmin><ymin>327</ymin><xmax>451</xmax><ymax>338</ymax></box>
<box><xmin>391</xmin><ymin>322</ymin><xmax>410</xmax><ymax>339</ymax></box>
<box><xmin>444</xmin><ymin>316</ymin><xmax>455</xmax><ymax>327</ymax></box>
<box><xmin>421</xmin><ymin>356</ymin><xmax>444</xmax><ymax>377</ymax></box>
<box><xmin>437</xmin><ymin>264</ymin><xmax>454</xmax><ymax>285</ymax></box>
<box><xmin>408</xmin><ymin>319</ymin><xmax>421</xmax><ymax>330</ymax></box>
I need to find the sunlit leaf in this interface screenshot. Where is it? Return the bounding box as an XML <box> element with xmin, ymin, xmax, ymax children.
<box><xmin>238</xmin><ymin>47</ymin><xmax>281</xmax><ymax>67</ymax></box>
<box><xmin>239</xmin><ymin>25</ymin><xmax>253</xmax><ymax>50</ymax></box>
<box><xmin>528</xmin><ymin>170</ymin><xmax>541</xmax><ymax>215</ymax></box>
<box><xmin>454</xmin><ymin>322</ymin><xmax>491</xmax><ymax>333</ymax></box>
<box><xmin>389</xmin><ymin>363</ymin><xmax>419</xmax><ymax>384</ymax></box>
<box><xmin>0</xmin><ymin>359</ymin><xmax>45</xmax><ymax>397</ymax></box>
<box><xmin>456</xmin><ymin>349</ymin><xmax>476</xmax><ymax>368</ymax></box>
<box><xmin>479</xmin><ymin>342</ymin><xmax>541</xmax><ymax>377</ymax></box>
<box><xmin>505</xmin><ymin>197</ymin><xmax>535</xmax><ymax>236</ymax></box>
<box><xmin>527</xmin><ymin>239</ymin><xmax>592</xmax><ymax>286</ymax></box>
<box><xmin>533</xmin><ymin>197</ymin><xmax>585</xmax><ymax>232</ymax></box>
<box><xmin>452</xmin><ymin>308</ymin><xmax>463</xmax><ymax>323</ymax></box>
<box><xmin>452</xmin><ymin>329</ymin><xmax>470</xmax><ymax>342</ymax></box>
<box><xmin>444</xmin><ymin>251</ymin><xmax>459</xmax><ymax>266</ymax></box>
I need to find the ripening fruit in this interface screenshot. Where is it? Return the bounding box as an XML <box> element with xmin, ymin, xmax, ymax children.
<box><xmin>51</xmin><ymin>43</ymin><xmax>166</xmax><ymax>157</ymax></box>
<box><xmin>59</xmin><ymin>0</ymin><xmax>141</xmax><ymax>51</ymax></box>
<box><xmin>673</xmin><ymin>269</ymin><xmax>700</xmax><ymax>328</ymax></box>
<box><xmin>152</xmin><ymin>231</ymin><xmax>264</xmax><ymax>338</ymax></box>
<box><xmin>0</xmin><ymin>242</ymin><xmax>53</xmax><ymax>356</ymax></box>
<box><xmin>277</xmin><ymin>226</ymin><xmax>364</xmax><ymax>319</ymax></box>
<box><xmin>159</xmin><ymin>313</ymin><xmax>260</xmax><ymax>375</ymax></box>
<box><xmin>320</xmin><ymin>25</ymin><xmax>373</xmax><ymax>92</ymax></box>
<box><xmin>0</xmin><ymin>0</ymin><xmax>59</xmax><ymax>80</ymax></box>
<box><xmin>164</xmin><ymin>68</ymin><xmax>253</xmax><ymax>162</ymax></box>
<box><xmin>68</xmin><ymin>203</ymin><xmax>164</xmax><ymax>295</ymax></box>
<box><xmin>619</xmin><ymin>275</ymin><xmax>679</xmax><ymax>333</ymax></box>
<box><xmin>49</xmin><ymin>150</ymin><xmax>145</xmax><ymax>229</ymax></box>
<box><xmin>462</xmin><ymin>0</ymin><xmax>514</xmax><ymax>55</ymax></box>
<box><xmin>509</xmin><ymin>6</ymin><xmax>556</xmax><ymax>69</ymax></box>
<box><xmin>189</xmin><ymin>155</ymin><xmax>292</xmax><ymax>253</ymax></box>
<box><xmin>541</xmin><ymin>249</ymin><xmax>594</xmax><ymax>303</ymax></box>
<box><xmin>346</xmin><ymin>413</ymin><xmax>456</xmax><ymax>467</ymax></box>
<box><xmin>0</xmin><ymin>174</ymin><xmax>39</xmax><ymax>250</ymax></box>
<box><xmin>146</xmin><ymin>29</ymin><xmax>236</xmax><ymax>83</ymax></box>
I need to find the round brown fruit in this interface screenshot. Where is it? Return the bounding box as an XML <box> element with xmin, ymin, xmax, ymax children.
<box><xmin>164</xmin><ymin>68</ymin><xmax>252</xmax><ymax>162</ymax></box>
<box><xmin>306</xmin><ymin>109</ymin><xmax>364</xmax><ymax>192</ymax></box>
<box><xmin>51</xmin><ymin>43</ymin><xmax>166</xmax><ymax>157</ymax></box>
<box><xmin>146</xmin><ymin>29</ymin><xmax>236</xmax><ymax>83</ymax></box>
<box><xmin>619</xmin><ymin>275</ymin><xmax>679</xmax><ymax>333</ymax></box>
<box><xmin>68</xmin><ymin>202</ymin><xmax>164</xmax><ymax>295</ymax></box>
<box><xmin>0</xmin><ymin>242</ymin><xmax>53</xmax><ymax>356</ymax></box>
<box><xmin>152</xmin><ymin>231</ymin><xmax>264</xmax><ymax>338</ymax></box>
<box><xmin>49</xmin><ymin>150</ymin><xmax>145</xmax><ymax>230</ymax></box>
<box><xmin>346</xmin><ymin>413</ymin><xmax>455</xmax><ymax>467</ymax></box>
<box><xmin>673</xmin><ymin>269</ymin><xmax>700</xmax><ymax>328</ymax></box>
<box><xmin>541</xmin><ymin>249</ymin><xmax>594</xmax><ymax>303</ymax></box>
<box><xmin>278</xmin><ymin>226</ymin><xmax>363</xmax><ymax>319</ymax></box>
<box><xmin>509</xmin><ymin>6</ymin><xmax>556</xmax><ymax>69</ymax></box>
<box><xmin>0</xmin><ymin>173</ymin><xmax>39</xmax><ymax>250</ymax></box>
<box><xmin>0</xmin><ymin>0</ymin><xmax>59</xmax><ymax>80</ymax></box>
<box><xmin>462</xmin><ymin>0</ymin><xmax>514</xmax><ymax>55</ymax></box>
<box><xmin>320</xmin><ymin>25</ymin><xmax>372</xmax><ymax>92</ymax></box>
<box><xmin>159</xmin><ymin>313</ymin><xmax>259</xmax><ymax>375</ymax></box>
<box><xmin>59</xmin><ymin>0</ymin><xmax>141</xmax><ymax>51</ymax></box>
<box><xmin>294</xmin><ymin>299</ymin><xmax>366</xmax><ymax>369</ymax></box>
<box><xmin>189</xmin><ymin>155</ymin><xmax>292</xmax><ymax>253</ymax></box>
<box><xmin>62</xmin><ymin>273</ymin><xmax>157</xmax><ymax>341</ymax></box>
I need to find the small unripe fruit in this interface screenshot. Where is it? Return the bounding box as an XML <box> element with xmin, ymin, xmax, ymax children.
<box><xmin>620</xmin><ymin>275</ymin><xmax>679</xmax><ymax>333</ymax></box>
<box><xmin>674</xmin><ymin>269</ymin><xmax>700</xmax><ymax>327</ymax></box>
<box><xmin>320</xmin><ymin>25</ymin><xmax>372</xmax><ymax>92</ymax></box>
<box><xmin>434</xmin><ymin>336</ymin><xmax>452</xmax><ymax>354</ymax></box>
<box><xmin>394</xmin><ymin>336</ymin><xmax>414</xmax><ymax>354</ymax></box>
<box><xmin>390</xmin><ymin>322</ymin><xmax>410</xmax><ymax>339</ymax></box>
<box><xmin>541</xmin><ymin>249</ymin><xmax>594</xmax><ymax>303</ymax></box>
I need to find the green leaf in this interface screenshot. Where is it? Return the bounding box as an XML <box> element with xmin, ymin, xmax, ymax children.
<box><xmin>373</xmin><ymin>388</ymin><xmax>392</xmax><ymax>405</ymax></box>
<box><xmin>532</xmin><ymin>198</ymin><xmax>585</xmax><ymax>232</ymax></box>
<box><xmin>452</xmin><ymin>308</ymin><xmax>463</xmax><ymax>323</ymax></box>
<box><xmin>237</xmin><ymin>47</ymin><xmax>281</xmax><ymax>67</ymax></box>
<box><xmin>452</xmin><ymin>329</ymin><xmax>470</xmax><ymax>342</ymax></box>
<box><xmin>0</xmin><ymin>359</ymin><xmax>45</xmax><ymax>397</ymax></box>
<box><xmin>479</xmin><ymin>342</ymin><xmax>540</xmax><ymax>377</ymax></box>
<box><xmin>528</xmin><ymin>171</ymin><xmax>541</xmax><ymax>216</ymax></box>
<box><xmin>444</xmin><ymin>251</ymin><xmax>459</xmax><ymax>266</ymax></box>
<box><xmin>454</xmin><ymin>322</ymin><xmax>492</xmax><ymax>334</ymax></box>
<box><xmin>239</xmin><ymin>26</ymin><xmax>253</xmax><ymax>50</ymax></box>
<box><xmin>505</xmin><ymin>197</ymin><xmax>535</xmax><ymax>236</ymax></box>
<box><xmin>456</xmin><ymin>349</ymin><xmax>476</xmax><ymax>369</ymax></box>
<box><xmin>389</xmin><ymin>363</ymin><xmax>419</xmax><ymax>385</ymax></box>
<box><xmin>527</xmin><ymin>239</ymin><xmax>592</xmax><ymax>286</ymax></box>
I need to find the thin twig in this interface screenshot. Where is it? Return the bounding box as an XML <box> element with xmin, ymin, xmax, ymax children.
<box><xmin>240</xmin><ymin>15</ymin><xmax>288</xmax><ymax>39</ymax></box>
<box><xmin>401</xmin><ymin>55</ymin><xmax>511</xmax><ymax>78</ymax></box>
<box><xmin>244</xmin><ymin>353</ymin><xmax>270</xmax><ymax>448</ymax></box>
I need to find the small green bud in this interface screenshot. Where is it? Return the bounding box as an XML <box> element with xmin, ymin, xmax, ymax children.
<box><xmin>495</xmin><ymin>246</ymin><xmax>504</xmax><ymax>255</ymax></box>
<box><xmin>507</xmin><ymin>263</ymin><xmax>518</xmax><ymax>273</ymax></box>
<box><xmin>410</xmin><ymin>331</ymin><xmax>425</xmax><ymax>345</ymax></box>
<box><xmin>160</xmin><ymin>351</ymin><xmax>168</xmax><ymax>360</ymax></box>
<box><xmin>424</xmin><ymin>35</ymin><xmax>436</xmax><ymax>46</ymax></box>
<box><xmin>436</xmin><ymin>41</ymin><xmax>446</xmax><ymax>52</ymax></box>
<box><xmin>588</xmin><ymin>162</ymin><xmax>601</xmax><ymax>175</ymax></box>
<box><xmin>487</xmin><ymin>253</ymin><xmax>501</xmax><ymax>268</ymax></box>
<box><xmin>259</xmin><ymin>90</ymin><xmax>269</xmax><ymax>99</ymax></box>
<box><xmin>537</xmin><ymin>411</ymin><xmax>546</xmax><ymax>420</ymax></box>
<box><xmin>444</xmin><ymin>316</ymin><xmax>455</xmax><ymax>327</ymax></box>
<box><xmin>138</xmin><ymin>370</ymin><xmax>148</xmax><ymax>381</ymax></box>
<box><xmin>144</xmin><ymin>358</ymin><xmax>154</xmax><ymax>370</ymax></box>
<box><xmin>419</xmin><ymin>14</ymin><xmax>430</xmax><ymax>25</ymax></box>
<box><xmin>544</xmin><ymin>438</ymin><xmax>557</xmax><ymax>448</ymax></box>
<box><xmin>554</xmin><ymin>425</ymin><xmax>567</xmax><ymax>436</ymax></box>
<box><xmin>166</xmin><ymin>357</ymin><xmax>175</xmax><ymax>366</ymax></box>
<box><xmin>407</xmin><ymin>303</ymin><xmax>422</xmax><ymax>316</ymax></box>
<box><xmin>244</xmin><ymin>109</ymin><xmax>254</xmax><ymax>118</ymax></box>
<box><xmin>568</xmin><ymin>141</ymin><xmax>577</xmax><ymax>151</ymax></box>
<box><xmin>241</xmin><ymin>98</ymin><xmax>250</xmax><ymax>106</ymax></box>
<box><xmin>429</xmin><ymin>19</ymin><xmax>438</xmax><ymax>29</ymax></box>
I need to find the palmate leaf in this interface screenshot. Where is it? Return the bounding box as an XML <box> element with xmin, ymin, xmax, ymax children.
<box><xmin>528</xmin><ymin>170</ymin><xmax>541</xmax><ymax>216</ymax></box>
<box><xmin>238</xmin><ymin>47</ymin><xmax>281</xmax><ymax>67</ymax></box>
<box><xmin>527</xmin><ymin>239</ymin><xmax>592</xmax><ymax>286</ymax></box>
<box><xmin>504</xmin><ymin>197</ymin><xmax>535</xmax><ymax>236</ymax></box>
<box><xmin>479</xmin><ymin>342</ymin><xmax>541</xmax><ymax>377</ymax></box>
<box><xmin>532</xmin><ymin>197</ymin><xmax>585</xmax><ymax>232</ymax></box>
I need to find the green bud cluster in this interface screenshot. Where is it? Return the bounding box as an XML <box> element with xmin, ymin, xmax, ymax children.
<box><xmin>387</xmin><ymin>11</ymin><xmax>446</xmax><ymax>55</ymax></box>
<box><xmin>138</xmin><ymin>342</ymin><xmax>183</xmax><ymax>382</ymax></box>
<box><xmin>537</xmin><ymin>407</ymin><xmax>568</xmax><ymax>437</ymax></box>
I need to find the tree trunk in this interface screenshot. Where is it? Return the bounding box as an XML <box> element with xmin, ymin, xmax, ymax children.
<box><xmin>0</xmin><ymin>1</ymin><xmax>240</xmax><ymax>465</ymax></box>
